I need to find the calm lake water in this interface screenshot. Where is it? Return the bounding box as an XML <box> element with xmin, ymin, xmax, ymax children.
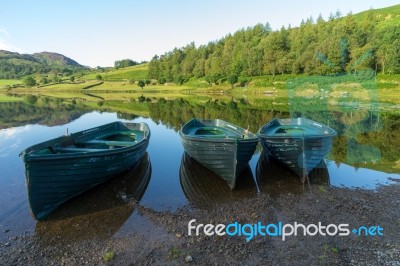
<box><xmin>0</xmin><ymin>99</ymin><xmax>399</xmax><ymax>241</ymax></box>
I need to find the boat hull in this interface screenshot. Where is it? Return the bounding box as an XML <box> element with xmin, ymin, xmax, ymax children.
<box><xmin>21</xmin><ymin>121</ymin><xmax>150</xmax><ymax>220</ymax></box>
<box><xmin>180</xmin><ymin>119</ymin><xmax>258</xmax><ymax>189</ymax></box>
<box><xmin>179</xmin><ymin>152</ymin><xmax>255</xmax><ymax>206</ymax></box>
<box><xmin>256</xmin><ymin>152</ymin><xmax>330</xmax><ymax>197</ymax></box>
<box><xmin>258</xmin><ymin>118</ymin><xmax>336</xmax><ymax>179</ymax></box>
<box><xmin>34</xmin><ymin>153</ymin><xmax>151</xmax><ymax>242</ymax></box>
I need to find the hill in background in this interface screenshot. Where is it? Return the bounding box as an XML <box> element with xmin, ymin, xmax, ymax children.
<box><xmin>0</xmin><ymin>4</ymin><xmax>399</xmax><ymax>84</ymax></box>
<box><xmin>147</xmin><ymin>4</ymin><xmax>400</xmax><ymax>85</ymax></box>
<box><xmin>31</xmin><ymin>51</ymin><xmax>82</xmax><ymax>67</ymax></box>
<box><xmin>0</xmin><ymin>50</ymin><xmax>87</xmax><ymax>79</ymax></box>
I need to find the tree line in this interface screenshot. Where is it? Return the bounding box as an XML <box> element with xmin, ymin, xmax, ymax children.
<box><xmin>148</xmin><ymin>10</ymin><xmax>400</xmax><ymax>85</ymax></box>
<box><xmin>114</xmin><ymin>59</ymin><xmax>148</xmax><ymax>69</ymax></box>
<box><xmin>114</xmin><ymin>59</ymin><xmax>140</xmax><ymax>69</ymax></box>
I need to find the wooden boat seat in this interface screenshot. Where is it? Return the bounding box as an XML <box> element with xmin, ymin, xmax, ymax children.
<box><xmin>55</xmin><ymin>147</ymin><xmax>110</xmax><ymax>153</ymax></box>
<box><xmin>274</xmin><ymin>126</ymin><xmax>305</xmax><ymax>134</ymax></box>
<box><xmin>191</xmin><ymin>127</ymin><xmax>238</xmax><ymax>138</ymax></box>
<box><xmin>97</xmin><ymin>130</ymin><xmax>141</xmax><ymax>142</ymax></box>
<box><xmin>194</xmin><ymin>127</ymin><xmax>225</xmax><ymax>135</ymax></box>
<box><xmin>82</xmin><ymin>140</ymin><xmax>136</xmax><ymax>147</ymax></box>
<box><xmin>272</xmin><ymin>125</ymin><xmax>322</xmax><ymax>136</ymax></box>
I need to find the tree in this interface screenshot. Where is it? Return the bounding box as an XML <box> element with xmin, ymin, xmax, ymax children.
<box><xmin>138</xmin><ymin>95</ymin><xmax>146</xmax><ymax>102</ymax></box>
<box><xmin>114</xmin><ymin>59</ymin><xmax>138</xmax><ymax>69</ymax></box>
<box><xmin>23</xmin><ymin>76</ymin><xmax>36</xmax><ymax>87</ymax></box>
<box><xmin>96</xmin><ymin>74</ymin><xmax>102</xmax><ymax>80</ymax></box>
<box><xmin>40</xmin><ymin>76</ymin><xmax>48</xmax><ymax>85</ymax></box>
<box><xmin>138</xmin><ymin>80</ymin><xmax>145</xmax><ymax>89</ymax></box>
<box><xmin>52</xmin><ymin>75</ymin><xmax>60</xmax><ymax>83</ymax></box>
<box><xmin>70</xmin><ymin>76</ymin><xmax>75</xmax><ymax>82</ymax></box>
<box><xmin>227</xmin><ymin>73</ymin><xmax>238</xmax><ymax>88</ymax></box>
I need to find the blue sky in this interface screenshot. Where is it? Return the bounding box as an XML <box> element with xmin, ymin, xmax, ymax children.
<box><xmin>0</xmin><ymin>0</ymin><xmax>398</xmax><ymax>67</ymax></box>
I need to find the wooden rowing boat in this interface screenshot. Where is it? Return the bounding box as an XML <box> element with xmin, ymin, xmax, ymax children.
<box><xmin>257</xmin><ymin>117</ymin><xmax>336</xmax><ymax>180</ymax></box>
<box><xmin>179</xmin><ymin>152</ymin><xmax>255</xmax><ymax>206</ymax></box>
<box><xmin>34</xmin><ymin>152</ymin><xmax>151</xmax><ymax>242</ymax></box>
<box><xmin>179</xmin><ymin>119</ymin><xmax>258</xmax><ymax>189</ymax></box>
<box><xmin>20</xmin><ymin>121</ymin><xmax>150</xmax><ymax>220</ymax></box>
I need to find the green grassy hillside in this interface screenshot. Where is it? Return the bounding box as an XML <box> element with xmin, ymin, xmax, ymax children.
<box><xmin>355</xmin><ymin>4</ymin><xmax>400</xmax><ymax>29</ymax></box>
<box><xmin>83</xmin><ymin>64</ymin><xmax>148</xmax><ymax>81</ymax></box>
<box><xmin>0</xmin><ymin>79</ymin><xmax>22</xmax><ymax>88</ymax></box>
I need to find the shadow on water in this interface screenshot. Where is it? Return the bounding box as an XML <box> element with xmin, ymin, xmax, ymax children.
<box><xmin>34</xmin><ymin>153</ymin><xmax>151</xmax><ymax>244</ymax></box>
<box><xmin>179</xmin><ymin>152</ymin><xmax>258</xmax><ymax>208</ymax></box>
<box><xmin>256</xmin><ymin>152</ymin><xmax>330</xmax><ymax>198</ymax></box>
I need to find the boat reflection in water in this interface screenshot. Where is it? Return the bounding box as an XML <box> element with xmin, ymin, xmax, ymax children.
<box><xmin>179</xmin><ymin>152</ymin><xmax>257</xmax><ymax>207</ymax></box>
<box><xmin>256</xmin><ymin>152</ymin><xmax>330</xmax><ymax>198</ymax></box>
<box><xmin>34</xmin><ymin>153</ymin><xmax>151</xmax><ymax>243</ymax></box>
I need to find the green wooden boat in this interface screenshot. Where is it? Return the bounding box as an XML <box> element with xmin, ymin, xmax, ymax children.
<box><xmin>20</xmin><ymin>121</ymin><xmax>151</xmax><ymax>221</ymax></box>
<box><xmin>35</xmin><ymin>153</ymin><xmax>151</xmax><ymax>242</ymax></box>
<box><xmin>256</xmin><ymin>151</ymin><xmax>330</xmax><ymax>197</ymax></box>
<box><xmin>257</xmin><ymin>117</ymin><xmax>336</xmax><ymax>180</ymax></box>
<box><xmin>179</xmin><ymin>152</ymin><xmax>255</xmax><ymax>207</ymax></box>
<box><xmin>179</xmin><ymin>119</ymin><xmax>258</xmax><ymax>189</ymax></box>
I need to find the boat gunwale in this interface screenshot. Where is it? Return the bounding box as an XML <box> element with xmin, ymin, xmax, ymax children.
<box><xmin>257</xmin><ymin>118</ymin><xmax>337</xmax><ymax>139</ymax></box>
<box><xmin>179</xmin><ymin>118</ymin><xmax>258</xmax><ymax>143</ymax></box>
<box><xmin>21</xmin><ymin>121</ymin><xmax>151</xmax><ymax>162</ymax></box>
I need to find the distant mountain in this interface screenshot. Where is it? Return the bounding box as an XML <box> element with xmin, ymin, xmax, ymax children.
<box><xmin>32</xmin><ymin>51</ymin><xmax>82</xmax><ymax>67</ymax></box>
<box><xmin>0</xmin><ymin>50</ymin><xmax>87</xmax><ymax>79</ymax></box>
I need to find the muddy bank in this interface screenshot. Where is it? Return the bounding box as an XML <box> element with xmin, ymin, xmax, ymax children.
<box><xmin>1</xmin><ymin>184</ymin><xmax>399</xmax><ymax>265</ymax></box>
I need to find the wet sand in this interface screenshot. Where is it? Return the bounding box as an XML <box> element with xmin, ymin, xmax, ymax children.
<box><xmin>1</xmin><ymin>182</ymin><xmax>399</xmax><ymax>265</ymax></box>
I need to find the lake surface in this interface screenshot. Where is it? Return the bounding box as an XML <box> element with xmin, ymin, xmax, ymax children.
<box><xmin>0</xmin><ymin>99</ymin><xmax>399</xmax><ymax>242</ymax></box>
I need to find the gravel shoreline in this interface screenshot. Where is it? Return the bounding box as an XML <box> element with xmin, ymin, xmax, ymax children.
<box><xmin>1</xmin><ymin>184</ymin><xmax>399</xmax><ymax>265</ymax></box>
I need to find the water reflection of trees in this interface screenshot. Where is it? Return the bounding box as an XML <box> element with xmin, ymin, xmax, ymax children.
<box><xmin>149</xmin><ymin>98</ymin><xmax>287</xmax><ymax>133</ymax></box>
<box><xmin>0</xmin><ymin>96</ymin><xmax>89</xmax><ymax>129</ymax></box>
<box><xmin>2</xmin><ymin>94</ymin><xmax>398</xmax><ymax>172</ymax></box>
<box><xmin>116</xmin><ymin>112</ymin><xmax>139</xmax><ymax>121</ymax></box>
<box><xmin>149</xmin><ymin>98</ymin><xmax>400</xmax><ymax>172</ymax></box>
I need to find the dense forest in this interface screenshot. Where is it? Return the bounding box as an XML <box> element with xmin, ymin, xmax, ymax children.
<box><xmin>148</xmin><ymin>6</ymin><xmax>400</xmax><ymax>84</ymax></box>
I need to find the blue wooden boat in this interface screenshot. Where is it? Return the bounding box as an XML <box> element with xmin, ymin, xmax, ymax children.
<box><xmin>179</xmin><ymin>119</ymin><xmax>258</xmax><ymax>189</ymax></box>
<box><xmin>20</xmin><ymin>121</ymin><xmax>151</xmax><ymax>221</ymax></box>
<box><xmin>257</xmin><ymin>118</ymin><xmax>336</xmax><ymax>180</ymax></box>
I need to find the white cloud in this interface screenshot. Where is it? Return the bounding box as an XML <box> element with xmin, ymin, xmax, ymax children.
<box><xmin>0</xmin><ymin>27</ymin><xmax>24</xmax><ymax>52</ymax></box>
<box><xmin>0</xmin><ymin>28</ymin><xmax>10</xmax><ymax>36</ymax></box>
<box><xmin>0</xmin><ymin>125</ymin><xmax>32</xmax><ymax>141</ymax></box>
<box><xmin>0</xmin><ymin>126</ymin><xmax>31</xmax><ymax>158</ymax></box>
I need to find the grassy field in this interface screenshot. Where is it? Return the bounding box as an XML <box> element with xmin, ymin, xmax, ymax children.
<box><xmin>83</xmin><ymin>64</ymin><xmax>148</xmax><ymax>81</ymax></box>
<box><xmin>0</xmin><ymin>93</ymin><xmax>24</xmax><ymax>102</ymax></box>
<box><xmin>37</xmin><ymin>80</ymin><xmax>102</xmax><ymax>90</ymax></box>
<box><xmin>0</xmin><ymin>79</ymin><xmax>22</xmax><ymax>88</ymax></box>
<box><xmin>3</xmin><ymin>72</ymin><xmax>399</xmax><ymax>111</ymax></box>
<box><xmin>354</xmin><ymin>4</ymin><xmax>400</xmax><ymax>30</ymax></box>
